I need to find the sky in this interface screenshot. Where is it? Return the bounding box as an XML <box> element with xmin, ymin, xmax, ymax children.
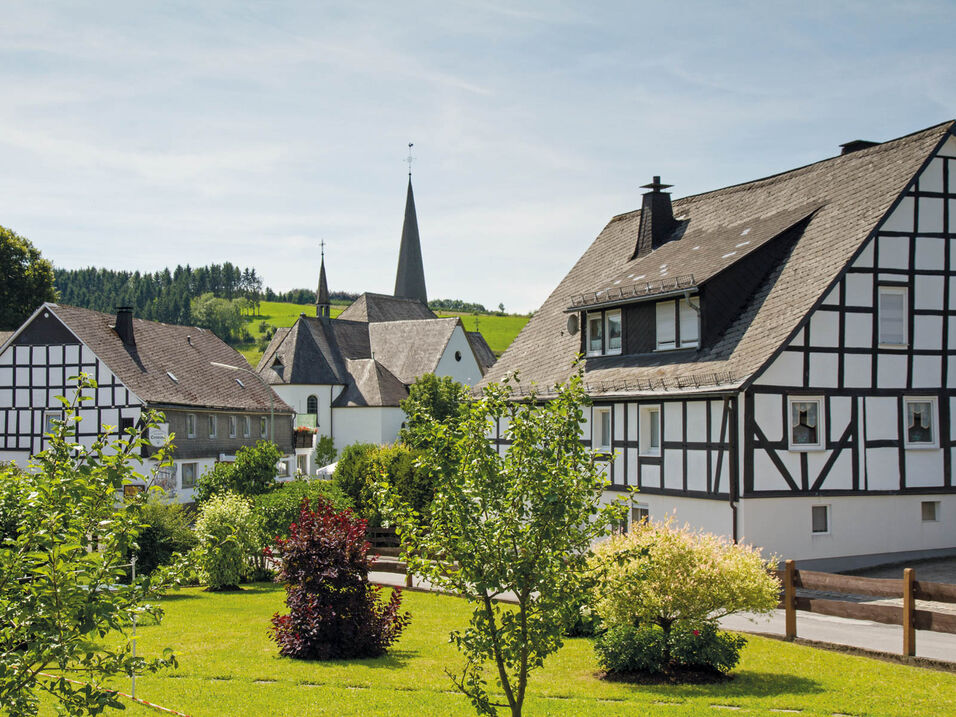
<box><xmin>1</xmin><ymin>1</ymin><xmax>955</xmax><ymax>314</ymax></box>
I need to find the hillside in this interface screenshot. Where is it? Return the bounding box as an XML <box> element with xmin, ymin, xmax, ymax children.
<box><xmin>235</xmin><ymin>300</ymin><xmax>529</xmax><ymax>365</ymax></box>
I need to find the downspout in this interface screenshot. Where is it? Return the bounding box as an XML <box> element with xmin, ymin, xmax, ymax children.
<box><xmin>727</xmin><ymin>395</ymin><xmax>740</xmax><ymax>543</ymax></box>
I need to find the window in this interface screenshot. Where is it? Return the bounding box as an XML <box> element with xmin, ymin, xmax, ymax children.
<box><xmin>639</xmin><ymin>405</ymin><xmax>661</xmax><ymax>456</ymax></box>
<box><xmin>242</xmin><ymin>416</ymin><xmax>251</xmax><ymax>438</ymax></box>
<box><xmin>632</xmin><ymin>504</ymin><xmax>649</xmax><ymax>525</ymax></box>
<box><xmin>181</xmin><ymin>462</ymin><xmax>197</xmax><ymax>489</ymax></box>
<box><xmin>921</xmin><ymin>501</ymin><xmax>940</xmax><ymax>522</ymax></box>
<box><xmin>229</xmin><ymin>415</ymin><xmax>238</xmax><ymax>438</ymax></box>
<box><xmin>43</xmin><ymin>410</ymin><xmax>62</xmax><ymax>435</ymax></box>
<box><xmin>186</xmin><ymin>413</ymin><xmax>196</xmax><ymax>438</ymax></box>
<box><xmin>119</xmin><ymin>417</ymin><xmax>135</xmax><ymax>435</ymax></box>
<box><xmin>904</xmin><ymin>397</ymin><xmax>937</xmax><ymax>448</ymax></box>
<box><xmin>656</xmin><ymin>298</ymin><xmax>699</xmax><ymax>350</ymax></box>
<box><xmin>586</xmin><ymin>312</ymin><xmax>604</xmax><ymax>355</ymax></box>
<box><xmin>208</xmin><ymin>414</ymin><xmax>217</xmax><ymax>439</ymax></box>
<box><xmin>811</xmin><ymin>505</ymin><xmax>830</xmax><ymax>534</ymax></box>
<box><xmin>605</xmin><ymin>310</ymin><xmax>622</xmax><ymax>354</ymax></box>
<box><xmin>260</xmin><ymin>416</ymin><xmax>268</xmax><ymax>438</ymax></box>
<box><xmin>878</xmin><ymin>286</ymin><xmax>907</xmax><ymax>345</ymax></box>
<box><xmin>306</xmin><ymin>395</ymin><xmax>318</xmax><ymax>414</ymax></box>
<box><xmin>296</xmin><ymin>454</ymin><xmax>308</xmax><ymax>475</ymax></box>
<box><xmin>788</xmin><ymin>397</ymin><xmax>824</xmax><ymax>451</ymax></box>
<box><xmin>592</xmin><ymin>407</ymin><xmax>612</xmax><ymax>453</ymax></box>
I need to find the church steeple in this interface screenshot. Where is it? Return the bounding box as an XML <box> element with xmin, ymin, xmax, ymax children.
<box><xmin>394</xmin><ymin>145</ymin><xmax>428</xmax><ymax>305</ymax></box>
<box><xmin>316</xmin><ymin>241</ymin><xmax>330</xmax><ymax>319</ymax></box>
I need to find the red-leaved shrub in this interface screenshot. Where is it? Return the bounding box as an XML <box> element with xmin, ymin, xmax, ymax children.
<box><xmin>265</xmin><ymin>498</ymin><xmax>410</xmax><ymax>659</ymax></box>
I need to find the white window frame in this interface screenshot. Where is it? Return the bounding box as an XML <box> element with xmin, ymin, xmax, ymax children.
<box><xmin>229</xmin><ymin>415</ymin><xmax>238</xmax><ymax>438</ymax></box>
<box><xmin>903</xmin><ymin>396</ymin><xmax>938</xmax><ymax>449</ymax></box>
<box><xmin>592</xmin><ymin>406</ymin><xmax>612</xmax><ymax>453</ymax></box>
<box><xmin>639</xmin><ymin>404</ymin><xmax>661</xmax><ymax>457</ymax></box>
<box><xmin>43</xmin><ymin>410</ymin><xmax>62</xmax><ymax>436</ymax></box>
<box><xmin>811</xmin><ymin>504</ymin><xmax>830</xmax><ymax>535</ymax></box>
<box><xmin>208</xmin><ymin>414</ymin><xmax>217</xmax><ymax>439</ymax></box>
<box><xmin>788</xmin><ymin>396</ymin><xmax>825</xmax><ymax>452</ymax></box>
<box><xmin>655</xmin><ymin>301</ymin><xmax>677</xmax><ymax>351</ymax></box>
<box><xmin>605</xmin><ymin>309</ymin><xmax>623</xmax><ymax>355</ymax></box>
<box><xmin>242</xmin><ymin>415</ymin><xmax>251</xmax><ymax>438</ymax></box>
<box><xmin>186</xmin><ymin>413</ymin><xmax>196</xmax><ymax>439</ymax></box>
<box><xmin>921</xmin><ymin>500</ymin><xmax>940</xmax><ymax>522</ymax></box>
<box><xmin>656</xmin><ymin>297</ymin><xmax>700</xmax><ymax>351</ymax></box>
<box><xmin>180</xmin><ymin>462</ymin><xmax>198</xmax><ymax>490</ymax></box>
<box><xmin>878</xmin><ymin>285</ymin><xmax>908</xmax><ymax>347</ymax></box>
<box><xmin>678</xmin><ymin>298</ymin><xmax>699</xmax><ymax>348</ymax></box>
<box><xmin>586</xmin><ymin>312</ymin><xmax>604</xmax><ymax>356</ymax></box>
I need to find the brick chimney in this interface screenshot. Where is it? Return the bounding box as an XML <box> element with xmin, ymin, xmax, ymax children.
<box><xmin>112</xmin><ymin>307</ymin><xmax>135</xmax><ymax>346</ymax></box>
<box><xmin>633</xmin><ymin>176</ymin><xmax>678</xmax><ymax>259</ymax></box>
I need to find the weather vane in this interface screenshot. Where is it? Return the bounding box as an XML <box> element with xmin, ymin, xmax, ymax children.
<box><xmin>406</xmin><ymin>142</ymin><xmax>415</xmax><ymax>176</ymax></box>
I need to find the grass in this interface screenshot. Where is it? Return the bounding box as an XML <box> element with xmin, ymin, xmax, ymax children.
<box><xmin>234</xmin><ymin>300</ymin><xmax>529</xmax><ymax>365</ymax></box>
<box><xmin>42</xmin><ymin>584</ymin><xmax>956</xmax><ymax>717</ymax></box>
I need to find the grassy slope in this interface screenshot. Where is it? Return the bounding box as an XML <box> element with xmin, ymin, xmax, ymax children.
<box><xmin>235</xmin><ymin>300</ymin><xmax>529</xmax><ymax>365</ymax></box>
<box><xmin>59</xmin><ymin>585</ymin><xmax>956</xmax><ymax>717</ymax></box>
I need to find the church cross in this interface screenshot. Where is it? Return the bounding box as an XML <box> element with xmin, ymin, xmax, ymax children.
<box><xmin>406</xmin><ymin>142</ymin><xmax>415</xmax><ymax>176</ymax></box>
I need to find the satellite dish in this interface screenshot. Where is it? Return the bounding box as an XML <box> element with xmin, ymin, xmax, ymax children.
<box><xmin>567</xmin><ymin>314</ymin><xmax>579</xmax><ymax>335</ymax></box>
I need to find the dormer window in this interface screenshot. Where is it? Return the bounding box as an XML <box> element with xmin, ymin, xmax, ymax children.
<box><xmin>656</xmin><ymin>297</ymin><xmax>699</xmax><ymax>351</ymax></box>
<box><xmin>606</xmin><ymin>310</ymin><xmax>622</xmax><ymax>354</ymax></box>
<box><xmin>586</xmin><ymin>312</ymin><xmax>603</xmax><ymax>355</ymax></box>
<box><xmin>585</xmin><ymin>309</ymin><xmax>622</xmax><ymax>357</ymax></box>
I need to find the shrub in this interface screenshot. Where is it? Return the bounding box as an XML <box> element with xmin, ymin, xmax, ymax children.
<box><xmin>252</xmin><ymin>478</ymin><xmax>352</xmax><ymax>542</ymax></box>
<box><xmin>331</xmin><ymin>442</ymin><xmax>378</xmax><ymax>517</ymax></box>
<box><xmin>193</xmin><ymin>492</ymin><xmax>260</xmax><ymax>589</ymax></box>
<box><xmin>594</xmin><ymin>625</ymin><xmax>666</xmax><ymax>674</ymax></box>
<box><xmin>313</xmin><ymin>434</ymin><xmax>337</xmax><ymax>469</ymax></box>
<box><xmin>332</xmin><ymin>443</ymin><xmax>429</xmax><ymax>526</ymax></box>
<box><xmin>594</xmin><ymin>622</ymin><xmax>746</xmax><ymax>675</ymax></box>
<box><xmin>562</xmin><ymin>598</ymin><xmax>603</xmax><ymax>638</ymax></box>
<box><xmin>670</xmin><ymin>622</ymin><xmax>746</xmax><ymax>674</ymax></box>
<box><xmin>266</xmin><ymin>498</ymin><xmax>410</xmax><ymax>660</ymax></box>
<box><xmin>135</xmin><ymin>494</ymin><xmax>196</xmax><ymax>576</ymax></box>
<box><xmin>194</xmin><ymin>440</ymin><xmax>282</xmax><ymax>502</ymax></box>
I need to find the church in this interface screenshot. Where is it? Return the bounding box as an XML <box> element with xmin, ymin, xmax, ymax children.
<box><xmin>257</xmin><ymin>175</ymin><xmax>495</xmax><ymax>473</ymax></box>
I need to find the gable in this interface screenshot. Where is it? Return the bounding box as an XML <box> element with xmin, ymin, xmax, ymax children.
<box><xmin>12</xmin><ymin>308</ymin><xmax>79</xmax><ymax>346</ymax></box>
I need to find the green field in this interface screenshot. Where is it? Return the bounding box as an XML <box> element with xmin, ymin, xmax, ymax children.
<box><xmin>38</xmin><ymin>585</ymin><xmax>956</xmax><ymax>717</ymax></box>
<box><xmin>235</xmin><ymin>300</ymin><xmax>528</xmax><ymax>365</ymax></box>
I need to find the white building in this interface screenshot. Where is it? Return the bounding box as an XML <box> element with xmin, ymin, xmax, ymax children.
<box><xmin>480</xmin><ymin>122</ymin><xmax>956</xmax><ymax>570</ymax></box>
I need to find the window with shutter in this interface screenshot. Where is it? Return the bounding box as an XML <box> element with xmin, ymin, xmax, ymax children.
<box><xmin>678</xmin><ymin>299</ymin><xmax>699</xmax><ymax>347</ymax></box>
<box><xmin>656</xmin><ymin>301</ymin><xmax>676</xmax><ymax>350</ymax></box>
<box><xmin>878</xmin><ymin>286</ymin><xmax>907</xmax><ymax>345</ymax></box>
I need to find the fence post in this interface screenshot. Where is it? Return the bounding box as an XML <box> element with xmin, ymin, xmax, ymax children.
<box><xmin>784</xmin><ymin>560</ymin><xmax>797</xmax><ymax>640</ymax></box>
<box><xmin>902</xmin><ymin>567</ymin><xmax>915</xmax><ymax>657</ymax></box>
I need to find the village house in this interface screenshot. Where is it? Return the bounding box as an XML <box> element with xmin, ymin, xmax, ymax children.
<box><xmin>480</xmin><ymin>121</ymin><xmax>956</xmax><ymax>570</ymax></box>
<box><xmin>0</xmin><ymin>303</ymin><xmax>295</xmax><ymax>501</ymax></box>
<box><xmin>257</xmin><ymin>175</ymin><xmax>495</xmax><ymax>472</ymax></box>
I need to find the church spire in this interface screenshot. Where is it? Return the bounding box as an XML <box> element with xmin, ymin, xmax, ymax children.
<box><xmin>316</xmin><ymin>240</ymin><xmax>330</xmax><ymax>319</ymax></box>
<box><xmin>394</xmin><ymin>144</ymin><xmax>428</xmax><ymax>304</ymax></box>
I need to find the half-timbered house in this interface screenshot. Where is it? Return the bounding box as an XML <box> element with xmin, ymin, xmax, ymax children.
<box><xmin>0</xmin><ymin>303</ymin><xmax>295</xmax><ymax>501</ymax></box>
<box><xmin>480</xmin><ymin>121</ymin><xmax>956</xmax><ymax>569</ymax></box>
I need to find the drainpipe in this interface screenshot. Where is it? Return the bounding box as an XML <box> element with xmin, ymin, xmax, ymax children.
<box><xmin>727</xmin><ymin>395</ymin><xmax>740</xmax><ymax>543</ymax></box>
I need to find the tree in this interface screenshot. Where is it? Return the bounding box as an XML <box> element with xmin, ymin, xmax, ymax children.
<box><xmin>588</xmin><ymin>518</ymin><xmax>779</xmax><ymax>668</ymax></box>
<box><xmin>379</xmin><ymin>369</ymin><xmax>627</xmax><ymax>717</ymax></box>
<box><xmin>189</xmin><ymin>292</ymin><xmax>243</xmax><ymax>341</ymax></box>
<box><xmin>399</xmin><ymin>373</ymin><xmax>467</xmax><ymax>446</ymax></box>
<box><xmin>0</xmin><ymin>377</ymin><xmax>175</xmax><ymax>715</ymax></box>
<box><xmin>0</xmin><ymin>225</ymin><xmax>57</xmax><ymax>330</ymax></box>
<box><xmin>194</xmin><ymin>440</ymin><xmax>282</xmax><ymax>503</ymax></box>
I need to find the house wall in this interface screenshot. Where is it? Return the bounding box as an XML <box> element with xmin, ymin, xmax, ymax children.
<box><xmin>746</xmin><ymin>136</ymin><xmax>956</xmax><ymax>563</ymax></box>
<box><xmin>331</xmin><ymin>405</ymin><xmax>405</xmax><ymax>453</ymax></box>
<box><xmin>271</xmin><ymin>384</ymin><xmax>335</xmax><ymax>435</ymax></box>
<box><xmin>433</xmin><ymin>326</ymin><xmax>484</xmax><ymax>386</ymax></box>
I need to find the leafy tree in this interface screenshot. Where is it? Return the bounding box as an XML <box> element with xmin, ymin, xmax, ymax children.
<box><xmin>588</xmin><ymin>518</ymin><xmax>779</xmax><ymax>669</ymax></box>
<box><xmin>0</xmin><ymin>378</ymin><xmax>176</xmax><ymax>715</ymax></box>
<box><xmin>0</xmin><ymin>225</ymin><xmax>57</xmax><ymax>330</ymax></box>
<box><xmin>194</xmin><ymin>440</ymin><xmax>282</xmax><ymax>503</ymax></box>
<box><xmin>312</xmin><ymin>434</ymin><xmax>337</xmax><ymax>468</ymax></box>
<box><xmin>399</xmin><ymin>373</ymin><xmax>467</xmax><ymax>445</ymax></box>
<box><xmin>266</xmin><ymin>498</ymin><xmax>410</xmax><ymax>659</ymax></box>
<box><xmin>333</xmin><ymin>443</ymin><xmax>429</xmax><ymax>527</ymax></box>
<box><xmin>379</xmin><ymin>369</ymin><xmax>627</xmax><ymax>717</ymax></box>
<box><xmin>190</xmin><ymin>292</ymin><xmax>244</xmax><ymax>341</ymax></box>
<box><xmin>193</xmin><ymin>492</ymin><xmax>260</xmax><ymax>590</ymax></box>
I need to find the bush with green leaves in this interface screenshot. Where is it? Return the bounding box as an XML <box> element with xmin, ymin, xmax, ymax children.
<box><xmin>399</xmin><ymin>373</ymin><xmax>467</xmax><ymax>447</ymax></box>
<box><xmin>193</xmin><ymin>492</ymin><xmax>260</xmax><ymax>590</ymax></box>
<box><xmin>313</xmin><ymin>434</ymin><xmax>337</xmax><ymax>468</ymax></box>
<box><xmin>194</xmin><ymin>440</ymin><xmax>282</xmax><ymax>502</ymax></box>
<box><xmin>332</xmin><ymin>443</ymin><xmax>428</xmax><ymax>527</ymax></box>
<box><xmin>594</xmin><ymin>622</ymin><xmax>746</xmax><ymax>675</ymax></box>
<box><xmin>589</xmin><ymin>518</ymin><xmax>778</xmax><ymax>675</ymax></box>
<box><xmin>331</xmin><ymin>442</ymin><xmax>377</xmax><ymax>517</ymax></box>
<box><xmin>0</xmin><ymin>377</ymin><xmax>175</xmax><ymax>715</ymax></box>
<box><xmin>252</xmin><ymin>478</ymin><xmax>352</xmax><ymax>542</ymax></box>
<box><xmin>135</xmin><ymin>494</ymin><xmax>196</xmax><ymax>576</ymax></box>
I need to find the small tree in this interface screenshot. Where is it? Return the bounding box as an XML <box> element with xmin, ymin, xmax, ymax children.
<box><xmin>194</xmin><ymin>440</ymin><xmax>282</xmax><ymax>503</ymax></box>
<box><xmin>589</xmin><ymin>519</ymin><xmax>779</xmax><ymax>671</ymax></box>
<box><xmin>312</xmin><ymin>434</ymin><xmax>337</xmax><ymax>468</ymax></box>
<box><xmin>193</xmin><ymin>492</ymin><xmax>260</xmax><ymax>590</ymax></box>
<box><xmin>0</xmin><ymin>378</ymin><xmax>175</xmax><ymax>715</ymax></box>
<box><xmin>266</xmin><ymin>498</ymin><xmax>410</xmax><ymax>659</ymax></box>
<box><xmin>379</xmin><ymin>370</ymin><xmax>627</xmax><ymax>717</ymax></box>
<box><xmin>399</xmin><ymin>373</ymin><xmax>467</xmax><ymax>447</ymax></box>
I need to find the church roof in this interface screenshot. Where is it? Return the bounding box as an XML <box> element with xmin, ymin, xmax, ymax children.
<box><xmin>393</xmin><ymin>177</ymin><xmax>428</xmax><ymax>304</ymax></box>
<box><xmin>256</xmin><ymin>316</ymin><xmax>370</xmax><ymax>385</ymax></box>
<box><xmin>368</xmin><ymin>318</ymin><xmax>460</xmax><ymax>384</ymax></box>
<box><xmin>336</xmin><ymin>292</ymin><xmax>436</xmax><ymax>323</ymax></box>
<box><xmin>466</xmin><ymin>331</ymin><xmax>497</xmax><ymax>374</ymax></box>
<box><xmin>480</xmin><ymin>121</ymin><xmax>955</xmax><ymax>396</ymax></box>
<box><xmin>332</xmin><ymin>359</ymin><xmax>408</xmax><ymax>407</ymax></box>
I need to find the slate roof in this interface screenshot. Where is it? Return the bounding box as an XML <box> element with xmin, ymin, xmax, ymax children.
<box><xmin>332</xmin><ymin>359</ymin><xmax>408</xmax><ymax>407</ymax></box>
<box><xmin>336</xmin><ymin>292</ymin><xmax>436</xmax><ymax>323</ymax></box>
<box><xmin>31</xmin><ymin>304</ymin><xmax>292</xmax><ymax>412</ymax></box>
<box><xmin>394</xmin><ymin>177</ymin><xmax>429</xmax><ymax>304</ymax></box>
<box><xmin>368</xmin><ymin>318</ymin><xmax>459</xmax><ymax>384</ymax></box>
<box><xmin>466</xmin><ymin>331</ymin><xmax>497</xmax><ymax>374</ymax></box>
<box><xmin>480</xmin><ymin>121</ymin><xmax>955</xmax><ymax>397</ymax></box>
<box><xmin>255</xmin><ymin>316</ymin><xmax>369</xmax><ymax>385</ymax></box>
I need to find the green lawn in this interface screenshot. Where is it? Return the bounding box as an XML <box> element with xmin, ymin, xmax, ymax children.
<box><xmin>44</xmin><ymin>584</ymin><xmax>956</xmax><ymax>717</ymax></box>
<box><xmin>235</xmin><ymin>301</ymin><xmax>529</xmax><ymax>365</ymax></box>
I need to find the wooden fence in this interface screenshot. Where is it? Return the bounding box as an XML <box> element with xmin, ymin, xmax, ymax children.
<box><xmin>778</xmin><ymin>560</ymin><xmax>956</xmax><ymax>656</ymax></box>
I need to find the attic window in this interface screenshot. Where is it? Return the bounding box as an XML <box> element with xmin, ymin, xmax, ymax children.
<box><xmin>167</xmin><ymin>371</ymin><xmax>179</xmax><ymax>383</ymax></box>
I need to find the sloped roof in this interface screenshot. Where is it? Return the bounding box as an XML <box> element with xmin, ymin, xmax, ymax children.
<box><xmin>0</xmin><ymin>332</ymin><xmax>12</xmax><ymax>348</ymax></box>
<box><xmin>466</xmin><ymin>331</ymin><xmax>497</xmax><ymax>374</ymax></box>
<box><xmin>394</xmin><ymin>177</ymin><xmax>428</xmax><ymax>304</ymax></box>
<box><xmin>25</xmin><ymin>304</ymin><xmax>292</xmax><ymax>412</ymax></box>
<box><xmin>368</xmin><ymin>317</ymin><xmax>459</xmax><ymax>384</ymax></box>
<box><xmin>480</xmin><ymin>121</ymin><xmax>955</xmax><ymax>396</ymax></box>
<box><xmin>332</xmin><ymin>359</ymin><xmax>408</xmax><ymax>407</ymax></box>
<box><xmin>337</xmin><ymin>292</ymin><xmax>436</xmax><ymax>323</ymax></box>
<box><xmin>255</xmin><ymin>316</ymin><xmax>369</xmax><ymax>385</ymax></box>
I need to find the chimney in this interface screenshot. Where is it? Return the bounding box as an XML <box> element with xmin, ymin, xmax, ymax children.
<box><xmin>633</xmin><ymin>176</ymin><xmax>678</xmax><ymax>259</ymax></box>
<box><xmin>112</xmin><ymin>307</ymin><xmax>135</xmax><ymax>346</ymax></box>
<box><xmin>839</xmin><ymin>140</ymin><xmax>878</xmax><ymax>155</ymax></box>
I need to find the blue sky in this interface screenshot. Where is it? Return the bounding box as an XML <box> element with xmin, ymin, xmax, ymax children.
<box><xmin>1</xmin><ymin>1</ymin><xmax>954</xmax><ymax>313</ymax></box>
